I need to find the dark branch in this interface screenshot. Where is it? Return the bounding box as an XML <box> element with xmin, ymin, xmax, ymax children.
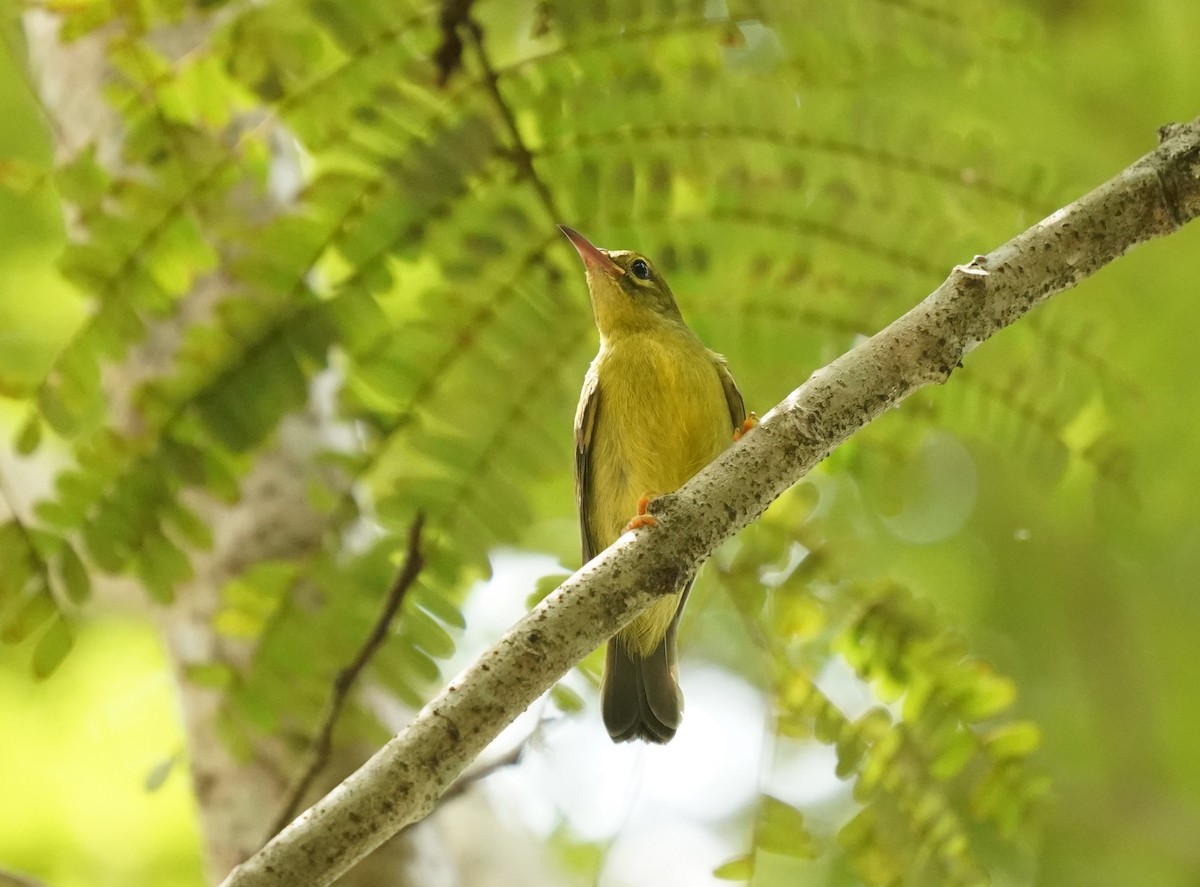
<box><xmin>464</xmin><ymin>16</ymin><xmax>560</xmax><ymax>219</ymax></box>
<box><xmin>265</xmin><ymin>514</ymin><xmax>427</xmax><ymax>839</ymax></box>
<box><xmin>433</xmin><ymin>0</ymin><xmax>477</xmax><ymax>87</ymax></box>
<box><xmin>437</xmin><ymin>741</ymin><xmax>528</xmax><ymax>806</ymax></box>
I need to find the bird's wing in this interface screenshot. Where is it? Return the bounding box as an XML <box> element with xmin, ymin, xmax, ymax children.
<box><xmin>714</xmin><ymin>353</ymin><xmax>747</xmax><ymax>430</ymax></box>
<box><xmin>574</xmin><ymin>362</ymin><xmax>602</xmax><ymax>563</ymax></box>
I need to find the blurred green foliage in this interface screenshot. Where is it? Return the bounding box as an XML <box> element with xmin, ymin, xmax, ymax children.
<box><xmin>0</xmin><ymin>0</ymin><xmax>1198</xmax><ymax>885</ymax></box>
<box><xmin>0</xmin><ymin>619</ymin><xmax>203</xmax><ymax>887</ymax></box>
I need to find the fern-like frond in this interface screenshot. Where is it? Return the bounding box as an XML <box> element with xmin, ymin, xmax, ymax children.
<box><xmin>7</xmin><ymin>7</ymin><xmax>1096</xmax><ymax>860</ymax></box>
<box><xmin>706</xmin><ymin>491</ymin><xmax>1043</xmax><ymax>884</ymax></box>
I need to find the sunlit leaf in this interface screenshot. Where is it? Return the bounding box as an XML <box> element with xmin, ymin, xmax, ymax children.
<box><xmin>713</xmin><ymin>854</ymin><xmax>754</xmax><ymax>881</ymax></box>
<box><xmin>983</xmin><ymin>721</ymin><xmax>1041</xmax><ymax>760</ymax></box>
<box><xmin>550</xmin><ymin>683</ymin><xmax>584</xmax><ymax>714</ymax></box>
<box><xmin>756</xmin><ymin>796</ymin><xmax>817</xmax><ymax>859</ymax></box>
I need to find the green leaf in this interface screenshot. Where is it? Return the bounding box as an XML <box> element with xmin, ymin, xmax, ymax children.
<box><xmin>143</xmin><ymin>754</ymin><xmax>178</xmax><ymax>792</ymax></box>
<box><xmin>32</xmin><ymin>617</ymin><xmax>74</xmax><ymax>679</ymax></box>
<box><xmin>399</xmin><ymin>605</ymin><xmax>456</xmax><ymax>660</ymax></box>
<box><xmin>834</xmin><ymin>732</ymin><xmax>868</xmax><ymax>780</ymax></box>
<box><xmin>183</xmin><ymin>662</ymin><xmax>235</xmax><ymax>689</ymax></box>
<box><xmin>930</xmin><ymin>727</ymin><xmax>976</xmax><ymax>780</ymax></box>
<box><xmin>813</xmin><ymin>695</ymin><xmax>845</xmax><ymax>743</ymax></box>
<box><xmin>756</xmin><ymin>796</ymin><xmax>817</xmax><ymax>859</ymax></box>
<box><xmin>550</xmin><ymin>683</ymin><xmax>584</xmax><ymax>714</ymax></box>
<box><xmin>983</xmin><ymin>721</ymin><xmax>1041</xmax><ymax>760</ymax></box>
<box><xmin>52</xmin><ymin>146</ymin><xmax>109</xmax><ymax>206</ymax></box>
<box><xmin>164</xmin><ymin>500</ymin><xmax>214</xmax><ymax>550</ymax></box>
<box><xmin>36</xmin><ymin>376</ymin><xmax>84</xmax><ymax>436</ymax></box>
<box><xmin>195</xmin><ymin>335</ymin><xmax>309</xmax><ymax>451</ymax></box>
<box><xmin>0</xmin><ymin>157</ymin><xmax>46</xmax><ymax>193</ymax></box>
<box><xmin>82</xmin><ymin>511</ymin><xmax>132</xmax><ymax>573</ymax></box>
<box><xmin>713</xmin><ymin>854</ymin><xmax>755</xmax><ymax>881</ymax></box>
<box><xmin>146</xmin><ymin>214</ymin><xmax>219</xmax><ymax>298</ymax></box>
<box><xmin>383</xmin><ymin>643</ymin><xmax>441</xmax><ymax>687</ymax></box>
<box><xmin>201</xmin><ymin>448</ymin><xmax>243</xmax><ymax>502</ymax></box>
<box><xmin>2</xmin><ymin>583</ymin><xmax>58</xmax><ymax>644</ymax></box>
<box><xmin>136</xmin><ymin>533</ymin><xmax>193</xmax><ymax>603</ymax></box>
<box><xmin>57</xmin><ymin>543</ymin><xmax>92</xmax><ymax>605</ymax></box>
<box><xmin>162</xmin><ymin>440</ymin><xmax>208</xmax><ymax>485</ymax></box>
<box><xmin>15</xmin><ymin>413</ymin><xmax>42</xmax><ymax>455</ymax></box>
<box><xmin>960</xmin><ymin>667</ymin><xmax>1017</xmax><ymax>722</ymax></box>
<box><xmin>216</xmin><ymin>561</ymin><xmax>297</xmax><ymax>638</ymax></box>
<box><xmin>0</xmin><ymin>522</ymin><xmax>35</xmax><ymax>604</ymax></box>
<box><xmin>526</xmin><ymin>572</ymin><xmax>570</xmax><ymax>609</ymax></box>
<box><xmin>412</xmin><ymin>584</ymin><xmax>466</xmax><ymax>630</ymax></box>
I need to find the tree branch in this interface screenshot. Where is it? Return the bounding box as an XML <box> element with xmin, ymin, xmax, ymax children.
<box><xmin>436</xmin><ymin>739</ymin><xmax>529</xmax><ymax>806</ymax></box>
<box><xmin>263</xmin><ymin>514</ymin><xmax>427</xmax><ymax>841</ymax></box>
<box><xmin>221</xmin><ymin>117</ymin><xmax>1200</xmax><ymax>887</ymax></box>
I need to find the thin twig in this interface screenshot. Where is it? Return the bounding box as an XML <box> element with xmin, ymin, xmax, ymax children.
<box><xmin>464</xmin><ymin>14</ymin><xmax>560</xmax><ymax>219</ymax></box>
<box><xmin>437</xmin><ymin>742</ymin><xmax>527</xmax><ymax>806</ymax></box>
<box><xmin>420</xmin><ymin>698</ymin><xmax>559</xmax><ymax>810</ymax></box>
<box><xmin>265</xmin><ymin>513</ymin><xmax>427</xmax><ymax>839</ymax></box>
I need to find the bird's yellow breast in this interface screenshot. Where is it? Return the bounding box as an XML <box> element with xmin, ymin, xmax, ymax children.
<box><xmin>587</xmin><ymin>328</ymin><xmax>731</xmax><ymax>551</ymax></box>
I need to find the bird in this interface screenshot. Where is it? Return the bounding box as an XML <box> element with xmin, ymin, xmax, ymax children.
<box><xmin>560</xmin><ymin>225</ymin><xmax>750</xmax><ymax>743</ymax></box>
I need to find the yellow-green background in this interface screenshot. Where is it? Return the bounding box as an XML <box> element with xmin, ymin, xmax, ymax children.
<box><xmin>2</xmin><ymin>1</ymin><xmax>1200</xmax><ymax>885</ymax></box>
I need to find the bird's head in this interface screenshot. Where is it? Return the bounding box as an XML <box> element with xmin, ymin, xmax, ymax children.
<box><xmin>559</xmin><ymin>225</ymin><xmax>683</xmax><ymax>339</ymax></box>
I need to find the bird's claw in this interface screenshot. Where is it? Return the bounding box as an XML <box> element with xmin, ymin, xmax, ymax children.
<box><xmin>624</xmin><ymin>494</ymin><xmax>659</xmax><ymax>532</ymax></box>
<box><xmin>733</xmin><ymin>412</ymin><xmax>759</xmax><ymax>441</ymax></box>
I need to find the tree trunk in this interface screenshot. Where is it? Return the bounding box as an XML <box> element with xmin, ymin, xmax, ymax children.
<box><xmin>19</xmin><ymin>11</ymin><xmax>429</xmax><ymax>883</ymax></box>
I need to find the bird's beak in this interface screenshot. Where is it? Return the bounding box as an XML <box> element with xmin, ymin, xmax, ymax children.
<box><xmin>558</xmin><ymin>225</ymin><xmax>625</xmax><ymax>278</ymax></box>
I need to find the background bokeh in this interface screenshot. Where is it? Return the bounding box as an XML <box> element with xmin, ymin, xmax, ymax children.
<box><xmin>1</xmin><ymin>1</ymin><xmax>1199</xmax><ymax>886</ymax></box>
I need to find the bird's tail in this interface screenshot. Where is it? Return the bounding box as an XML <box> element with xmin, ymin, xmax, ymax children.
<box><xmin>601</xmin><ymin>586</ymin><xmax>689</xmax><ymax>743</ymax></box>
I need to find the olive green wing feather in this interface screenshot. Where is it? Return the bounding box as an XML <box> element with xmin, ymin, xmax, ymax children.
<box><xmin>714</xmin><ymin>353</ymin><xmax>747</xmax><ymax>430</ymax></box>
<box><xmin>574</xmin><ymin>362</ymin><xmax>602</xmax><ymax>563</ymax></box>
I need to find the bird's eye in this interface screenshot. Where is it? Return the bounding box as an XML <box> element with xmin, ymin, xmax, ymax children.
<box><xmin>630</xmin><ymin>258</ymin><xmax>652</xmax><ymax>280</ymax></box>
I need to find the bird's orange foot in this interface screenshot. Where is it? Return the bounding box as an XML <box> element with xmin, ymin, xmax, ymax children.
<box><xmin>733</xmin><ymin>412</ymin><xmax>759</xmax><ymax>441</ymax></box>
<box><xmin>623</xmin><ymin>494</ymin><xmax>659</xmax><ymax>532</ymax></box>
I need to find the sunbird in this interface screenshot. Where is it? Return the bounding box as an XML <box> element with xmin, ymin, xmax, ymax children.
<box><xmin>561</xmin><ymin>225</ymin><xmax>751</xmax><ymax>743</ymax></box>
